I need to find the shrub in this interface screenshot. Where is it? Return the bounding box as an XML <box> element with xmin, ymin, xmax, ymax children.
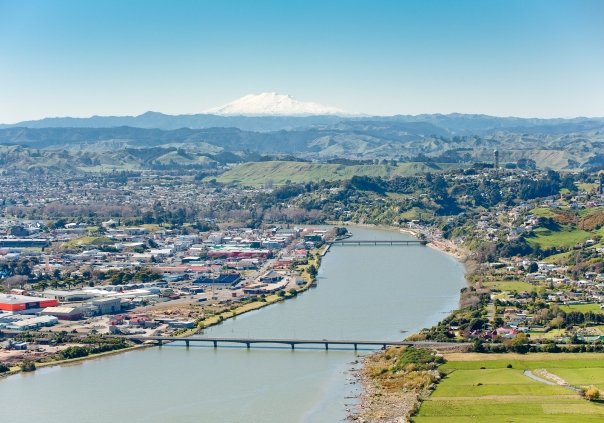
<box><xmin>60</xmin><ymin>346</ymin><xmax>90</xmax><ymax>359</ymax></box>
<box><xmin>20</xmin><ymin>360</ymin><xmax>36</xmax><ymax>372</ymax></box>
<box><xmin>0</xmin><ymin>362</ymin><xmax>10</xmax><ymax>373</ymax></box>
<box><xmin>584</xmin><ymin>386</ymin><xmax>600</xmax><ymax>401</ymax></box>
<box><xmin>394</xmin><ymin>347</ymin><xmax>444</xmax><ymax>372</ymax></box>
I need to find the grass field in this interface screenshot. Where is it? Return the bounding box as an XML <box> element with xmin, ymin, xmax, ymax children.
<box><xmin>62</xmin><ymin>236</ymin><xmax>113</xmax><ymax>248</ymax></box>
<box><xmin>414</xmin><ymin>353</ymin><xmax>604</xmax><ymax>422</ymax></box>
<box><xmin>528</xmin><ymin>328</ymin><xmax>567</xmax><ymax>340</ymax></box>
<box><xmin>531</xmin><ymin>207</ymin><xmax>558</xmax><ymax>218</ymax></box>
<box><xmin>482</xmin><ymin>280</ymin><xmax>538</xmax><ymax>292</ymax></box>
<box><xmin>213</xmin><ymin>161</ymin><xmax>439</xmax><ymax>185</ymax></box>
<box><xmin>560</xmin><ymin>303</ymin><xmax>604</xmax><ymax>314</ymax></box>
<box><xmin>527</xmin><ymin>226</ymin><xmax>592</xmax><ymax>249</ymax></box>
<box><xmin>543</xmin><ymin>250</ymin><xmax>576</xmax><ymax>264</ymax></box>
<box><xmin>550</xmin><ymin>368</ymin><xmax>604</xmax><ymax>390</ymax></box>
<box><xmin>577</xmin><ymin>183</ymin><xmax>599</xmax><ymax>193</ymax></box>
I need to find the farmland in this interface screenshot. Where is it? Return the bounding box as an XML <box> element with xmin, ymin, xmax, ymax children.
<box><xmin>414</xmin><ymin>353</ymin><xmax>604</xmax><ymax>422</ymax></box>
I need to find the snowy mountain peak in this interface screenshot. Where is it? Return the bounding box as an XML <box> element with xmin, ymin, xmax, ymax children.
<box><xmin>207</xmin><ymin>92</ymin><xmax>346</xmax><ymax>116</ymax></box>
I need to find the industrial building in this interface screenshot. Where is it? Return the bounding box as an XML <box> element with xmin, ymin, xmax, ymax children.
<box><xmin>92</xmin><ymin>297</ymin><xmax>121</xmax><ymax>314</ymax></box>
<box><xmin>0</xmin><ymin>238</ymin><xmax>50</xmax><ymax>248</ymax></box>
<box><xmin>0</xmin><ymin>314</ymin><xmax>58</xmax><ymax>331</ymax></box>
<box><xmin>42</xmin><ymin>289</ymin><xmax>95</xmax><ymax>302</ymax></box>
<box><xmin>41</xmin><ymin>306</ymin><xmax>85</xmax><ymax>321</ymax></box>
<box><xmin>0</xmin><ymin>293</ymin><xmax>59</xmax><ymax>312</ymax></box>
<box><xmin>194</xmin><ymin>273</ymin><xmax>241</xmax><ymax>285</ymax></box>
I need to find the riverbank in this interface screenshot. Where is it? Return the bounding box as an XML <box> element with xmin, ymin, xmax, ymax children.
<box><xmin>350</xmin><ymin>347</ymin><xmax>424</xmax><ymax>423</ymax></box>
<box><xmin>335</xmin><ymin>222</ymin><xmax>470</xmax><ymax>263</ymax></box>
<box><xmin>1</xmin><ymin>224</ymin><xmax>468</xmax><ymax>423</ymax></box>
<box><xmin>0</xmin><ymin>343</ymin><xmax>150</xmax><ymax>380</ymax></box>
<box><xmin>1</xmin><ymin>243</ymin><xmax>331</xmax><ymax>380</ymax></box>
<box><xmin>399</xmin><ymin>227</ymin><xmax>468</xmax><ymax>262</ymax></box>
<box><xmin>349</xmin><ymin>223</ymin><xmax>472</xmax><ymax>422</ymax></box>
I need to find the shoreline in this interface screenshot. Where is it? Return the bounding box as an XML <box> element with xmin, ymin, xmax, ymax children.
<box><xmin>2</xmin><ymin>222</ymin><xmax>472</xmax><ymax>423</ymax></box>
<box><xmin>1</xmin><ymin>242</ymin><xmax>330</xmax><ymax>381</ymax></box>
<box><xmin>340</xmin><ymin>222</ymin><xmax>470</xmax><ymax>264</ymax></box>
<box><xmin>350</xmin><ymin>224</ymin><xmax>471</xmax><ymax>422</ymax></box>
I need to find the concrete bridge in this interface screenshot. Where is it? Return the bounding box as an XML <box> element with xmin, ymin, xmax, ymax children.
<box><xmin>0</xmin><ymin>330</ymin><xmax>470</xmax><ymax>351</ymax></box>
<box><xmin>331</xmin><ymin>239</ymin><xmax>427</xmax><ymax>246</ymax></box>
<box><xmin>120</xmin><ymin>335</ymin><xmax>467</xmax><ymax>351</ymax></box>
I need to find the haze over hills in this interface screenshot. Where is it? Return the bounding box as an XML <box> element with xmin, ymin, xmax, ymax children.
<box><xmin>0</xmin><ymin>93</ymin><xmax>603</xmax><ymax>172</ymax></box>
<box><xmin>1</xmin><ymin>94</ymin><xmax>603</xmax><ymax>134</ymax></box>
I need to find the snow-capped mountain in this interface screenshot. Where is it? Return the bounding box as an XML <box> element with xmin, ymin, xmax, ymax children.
<box><xmin>206</xmin><ymin>92</ymin><xmax>346</xmax><ymax>116</ymax></box>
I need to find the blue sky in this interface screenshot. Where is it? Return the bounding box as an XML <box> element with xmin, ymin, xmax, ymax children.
<box><xmin>1</xmin><ymin>0</ymin><xmax>603</xmax><ymax>122</ymax></box>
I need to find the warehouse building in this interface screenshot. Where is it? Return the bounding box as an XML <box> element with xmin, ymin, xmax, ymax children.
<box><xmin>41</xmin><ymin>306</ymin><xmax>85</xmax><ymax>321</ymax></box>
<box><xmin>0</xmin><ymin>293</ymin><xmax>59</xmax><ymax>312</ymax></box>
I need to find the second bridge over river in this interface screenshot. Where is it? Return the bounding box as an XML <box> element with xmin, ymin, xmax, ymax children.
<box><xmin>331</xmin><ymin>239</ymin><xmax>427</xmax><ymax>246</ymax></box>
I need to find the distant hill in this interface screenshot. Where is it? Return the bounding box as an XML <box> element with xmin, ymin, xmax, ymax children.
<box><xmin>3</xmin><ymin>112</ymin><xmax>604</xmax><ymax>135</ymax></box>
<box><xmin>0</xmin><ymin>112</ymin><xmax>344</xmax><ymax>132</ymax></box>
<box><xmin>1</xmin><ymin>113</ymin><xmax>603</xmax><ymax>171</ymax></box>
<box><xmin>1</xmin><ymin>121</ymin><xmax>603</xmax><ymax>171</ymax></box>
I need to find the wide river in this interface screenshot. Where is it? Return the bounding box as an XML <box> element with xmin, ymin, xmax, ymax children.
<box><xmin>0</xmin><ymin>227</ymin><xmax>465</xmax><ymax>422</ymax></box>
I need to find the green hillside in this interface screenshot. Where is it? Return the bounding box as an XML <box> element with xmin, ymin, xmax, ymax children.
<box><xmin>213</xmin><ymin>161</ymin><xmax>441</xmax><ymax>186</ymax></box>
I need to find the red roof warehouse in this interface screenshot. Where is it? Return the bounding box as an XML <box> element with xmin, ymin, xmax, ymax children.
<box><xmin>0</xmin><ymin>293</ymin><xmax>59</xmax><ymax>312</ymax></box>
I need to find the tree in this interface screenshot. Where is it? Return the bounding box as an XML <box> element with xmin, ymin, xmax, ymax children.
<box><xmin>1</xmin><ymin>275</ymin><xmax>28</xmax><ymax>290</ymax></box>
<box><xmin>472</xmin><ymin>338</ymin><xmax>485</xmax><ymax>353</ymax></box>
<box><xmin>509</xmin><ymin>333</ymin><xmax>530</xmax><ymax>354</ymax></box>
<box><xmin>307</xmin><ymin>265</ymin><xmax>317</xmax><ymax>277</ymax></box>
<box><xmin>550</xmin><ymin>316</ymin><xmax>564</xmax><ymax>329</ymax></box>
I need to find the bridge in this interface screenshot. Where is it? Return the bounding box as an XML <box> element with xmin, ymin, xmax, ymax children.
<box><xmin>0</xmin><ymin>330</ymin><xmax>469</xmax><ymax>351</ymax></box>
<box><xmin>331</xmin><ymin>239</ymin><xmax>427</xmax><ymax>246</ymax></box>
<box><xmin>119</xmin><ymin>335</ymin><xmax>467</xmax><ymax>351</ymax></box>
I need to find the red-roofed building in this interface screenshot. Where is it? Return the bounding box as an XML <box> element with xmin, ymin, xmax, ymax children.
<box><xmin>0</xmin><ymin>293</ymin><xmax>59</xmax><ymax>312</ymax></box>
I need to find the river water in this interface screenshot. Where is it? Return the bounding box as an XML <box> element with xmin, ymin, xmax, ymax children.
<box><xmin>0</xmin><ymin>227</ymin><xmax>465</xmax><ymax>422</ymax></box>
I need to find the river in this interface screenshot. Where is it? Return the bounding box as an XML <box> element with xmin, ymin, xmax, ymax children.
<box><xmin>0</xmin><ymin>227</ymin><xmax>465</xmax><ymax>422</ymax></box>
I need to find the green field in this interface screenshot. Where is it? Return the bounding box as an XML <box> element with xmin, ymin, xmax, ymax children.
<box><xmin>531</xmin><ymin>207</ymin><xmax>558</xmax><ymax>218</ymax></box>
<box><xmin>414</xmin><ymin>353</ymin><xmax>604</xmax><ymax>422</ymax></box>
<box><xmin>560</xmin><ymin>303</ymin><xmax>604</xmax><ymax>314</ymax></box>
<box><xmin>528</xmin><ymin>328</ymin><xmax>567</xmax><ymax>340</ymax></box>
<box><xmin>550</xmin><ymin>368</ymin><xmax>604</xmax><ymax>390</ymax></box>
<box><xmin>62</xmin><ymin>236</ymin><xmax>113</xmax><ymax>248</ymax></box>
<box><xmin>213</xmin><ymin>161</ymin><xmax>440</xmax><ymax>185</ymax></box>
<box><xmin>527</xmin><ymin>226</ymin><xmax>592</xmax><ymax>249</ymax></box>
<box><xmin>577</xmin><ymin>183</ymin><xmax>599</xmax><ymax>193</ymax></box>
<box><xmin>543</xmin><ymin>250</ymin><xmax>576</xmax><ymax>264</ymax></box>
<box><xmin>483</xmin><ymin>280</ymin><xmax>538</xmax><ymax>292</ymax></box>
